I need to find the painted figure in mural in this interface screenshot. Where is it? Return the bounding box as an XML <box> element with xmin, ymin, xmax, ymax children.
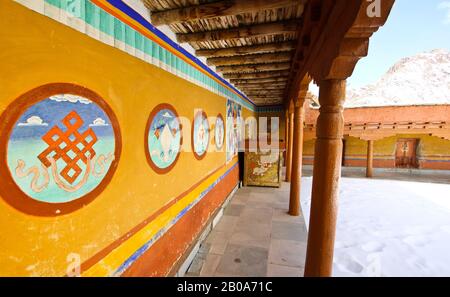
<box><xmin>226</xmin><ymin>100</ymin><xmax>242</xmax><ymax>162</ymax></box>
<box><xmin>148</xmin><ymin>107</ymin><xmax>181</xmax><ymax>170</ymax></box>
<box><xmin>193</xmin><ymin>111</ymin><xmax>210</xmax><ymax>158</ymax></box>
<box><xmin>7</xmin><ymin>94</ymin><xmax>116</xmax><ymax>203</ymax></box>
<box><xmin>215</xmin><ymin>115</ymin><xmax>224</xmax><ymax>150</ymax></box>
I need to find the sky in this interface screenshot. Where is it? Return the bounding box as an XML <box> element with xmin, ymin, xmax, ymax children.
<box><xmin>347</xmin><ymin>0</ymin><xmax>450</xmax><ymax>89</ymax></box>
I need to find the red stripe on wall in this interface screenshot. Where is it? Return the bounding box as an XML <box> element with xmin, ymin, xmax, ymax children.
<box><xmin>122</xmin><ymin>165</ymin><xmax>239</xmax><ymax>276</ymax></box>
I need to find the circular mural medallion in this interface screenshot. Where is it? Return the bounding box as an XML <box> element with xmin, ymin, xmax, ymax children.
<box><xmin>192</xmin><ymin>110</ymin><xmax>210</xmax><ymax>160</ymax></box>
<box><xmin>0</xmin><ymin>83</ymin><xmax>121</xmax><ymax>216</ymax></box>
<box><xmin>215</xmin><ymin>114</ymin><xmax>225</xmax><ymax>151</ymax></box>
<box><xmin>145</xmin><ymin>103</ymin><xmax>182</xmax><ymax>174</ymax></box>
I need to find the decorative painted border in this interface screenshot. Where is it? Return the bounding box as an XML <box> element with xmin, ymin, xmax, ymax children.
<box><xmin>144</xmin><ymin>103</ymin><xmax>182</xmax><ymax>174</ymax></box>
<box><xmin>0</xmin><ymin>83</ymin><xmax>122</xmax><ymax>217</ymax></box>
<box><xmin>15</xmin><ymin>0</ymin><xmax>256</xmax><ymax>111</ymax></box>
<box><xmin>191</xmin><ymin>110</ymin><xmax>210</xmax><ymax>161</ymax></box>
<box><xmin>80</xmin><ymin>159</ymin><xmax>238</xmax><ymax>276</ymax></box>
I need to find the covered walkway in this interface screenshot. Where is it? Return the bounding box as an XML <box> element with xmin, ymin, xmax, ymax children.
<box><xmin>185</xmin><ymin>183</ymin><xmax>307</xmax><ymax>277</ymax></box>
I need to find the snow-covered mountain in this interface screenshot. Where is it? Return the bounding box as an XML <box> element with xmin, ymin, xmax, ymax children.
<box><xmin>345</xmin><ymin>49</ymin><xmax>450</xmax><ymax>108</ymax></box>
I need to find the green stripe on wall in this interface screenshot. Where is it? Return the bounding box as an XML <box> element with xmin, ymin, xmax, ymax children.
<box><xmin>23</xmin><ymin>0</ymin><xmax>255</xmax><ymax>111</ymax></box>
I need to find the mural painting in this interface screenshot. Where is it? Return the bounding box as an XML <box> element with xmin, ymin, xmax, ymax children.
<box><xmin>226</xmin><ymin>100</ymin><xmax>242</xmax><ymax>162</ymax></box>
<box><xmin>244</xmin><ymin>150</ymin><xmax>281</xmax><ymax>188</ymax></box>
<box><xmin>0</xmin><ymin>84</ymin><xmax>121</xmax><ymax>216</ymax></box>
<box><xmin>214</xmin><ymin>114</ymin><xmax>225</xmax><ymax>151</ymax></box>
<box><xmin>145</xmin><ymin>104</ymin><xmax>182</xmax><ymax>174</ymax></box>
<box><xmin>192</xmin><ymin>110</ymin><xmax>210</xmax><ymax>160</ymax></box>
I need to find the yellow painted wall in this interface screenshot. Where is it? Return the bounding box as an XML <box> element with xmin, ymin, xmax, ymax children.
<box><xmin>0</xmin><ymin>1</ymin><xmax>255</xmax><ymax>276</ymax></box>
<box><xmin>303</xmin><ymin>139</ymin><xmax>315</xmax><ymax>156</ymax></box>
<box><xmin>302</xmin><ymin>134</ymin><xmax>450</xmax><ymax>166</ymax></box>
<box><xmin>344</xmin><ymin>134</ymin><xmax>450</xmax><ymax>159</ymax></box>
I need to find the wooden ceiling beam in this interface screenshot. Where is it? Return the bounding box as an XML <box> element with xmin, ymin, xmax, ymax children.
<box><xmin>217</xmin><ymin>62</ymin><xmax>291</xmax><ymax>74</ymax></box>
<box><xmin>245</xmin><ymin>91</ymin><xmax>285</xmax><ymax>95</ymax></box>
<box><xmin>286</xmin><ymin>0</ymin><xmax>394</xmax><ymax>103</ymax></box>
<box><xmin>207</xmin><ymin>51</ymin><xmax>293</xmax><ymax>66</ymax></box>
<box><xmin>176</xmin><ymin>20</ymin><xmax>300</xmax><ymax>43</ymax></box>
<box><xmin>234</xmin><ymin>83</ymin><xmax>286</xmax><ymax>90</ymax></box>
<box><xmin>224</xmin><ymin>70</ymin><xmax>290</xmax><ymax>79</ymax></box>
<box><xmin>238</xmin><ymin>83</ymin><xmax>286</xmax><ymax>88</ymax></box>
<box><xmin>196</xmin><ymin>41</ymin><xmax>296</xmax><ymax>58</ymax></box>
<box><xmin>249</xmin><ymin>96</ymin><xmax>284</xmax><ymax>100</ymax></box>
<box><xmin>240</xmin><ymin>89</ymin><xmax>286</xmax><ymax>93</ymax></box>
<box><xmin>243</xmin><ymin>90</ymin><xmax>286</xmax><ymax>94</ymax></box>
<box><xmin>230</xmin><ymin>77</ymin><xmax>288</xmax><ymax>84</ymax></box>
<box><xmin>150</xmin><ymin>0</ymin><xmax>303</xmax><ymax>26</ymax></box>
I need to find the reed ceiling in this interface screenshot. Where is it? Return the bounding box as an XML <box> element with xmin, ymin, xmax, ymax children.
<box><xmin>143</xmin><ymin>0</ymin><xmax>307</xmax><ymax>106</ymax></box>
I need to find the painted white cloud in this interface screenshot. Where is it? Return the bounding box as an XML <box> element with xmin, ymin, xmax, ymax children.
<box><xmin>49</xmin><ymin>94</ymin><xmax>92</xmax><ymax>104</ymax></box>
<box><xmin>89</xmin><ymin>117</ymin><xmax>109</xmax><ymax>127</ymax></box>
<box><xmin>18</xmin><ymin>116</ymin><xmax>48</xmax><ymax>127</ymax></box>
<box><xmin>439</xmin><ymin>1</ymin><xmax>450</xmax><ymax>24</ymax></box>
<box><xmin>162</xmin><ymin>112</ymin><xmax>173</xmax><ymax>118</ymax></box>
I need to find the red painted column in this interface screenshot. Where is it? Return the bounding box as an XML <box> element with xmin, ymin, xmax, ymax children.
<box><xmin>304</xmin><ymin>79</ymin><xmax>346</xmax><ymax>277</ymax></box>
<box><xmin>285</xmin><ymin>108</ymin><xmax>294</xmax><ymax>182</ymax></box>
<box><xmin>366</xmin><ymin>140</ymin><xmax>374</xmax><ymax>178</ymax></box>
<box><xmin>288</xmin><ymin>99</ymin><xmax>305</xmax><ymax>216</ymax></box>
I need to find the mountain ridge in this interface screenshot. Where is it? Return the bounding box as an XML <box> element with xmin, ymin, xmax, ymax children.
<box><xmin>345</xmin><ymin>49</ymin><xmax>450</xmax><ymax>108</ymax></box>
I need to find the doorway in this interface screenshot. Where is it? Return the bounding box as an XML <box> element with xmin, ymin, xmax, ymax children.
<box><xmin>395</xmin><ymin>139</ymin><xmax>419</xmax><ymax>168</ymax></box>
<box><xmin>342</xmin><ymin>139</ymin><xmax>347</xmax><ymax>166</ymax></box>
<box><xmin>238</xmin><ymin>151</ymin><xmax>245</xmax><ymax>187</ymax></box>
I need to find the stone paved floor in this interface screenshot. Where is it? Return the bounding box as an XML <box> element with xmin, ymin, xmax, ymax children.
<box><xmin>185</xmin><ymin>182</ymin><xmax>308</xmax><ymax>277</ymax></box>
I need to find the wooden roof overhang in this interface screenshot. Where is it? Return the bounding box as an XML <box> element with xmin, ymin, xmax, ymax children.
<box><xmin>304</xmin><ymin>121</ymin><xmax>450</xmax><ymax>142</ymax></box>
<box><xmin>144</xmin><ymin>0</ymin><xmax>395</xmax><ymax>107</ymax></box>
<box><xmin>303</xmin><ymin>104</ymin><xmax>450</xmax><ymax>141</ymax></box>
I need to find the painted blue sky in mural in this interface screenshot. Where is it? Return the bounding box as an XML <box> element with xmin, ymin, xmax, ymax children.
<box><xmin>6</xmin><ymin>94</ymin><xmax>117</xmax><ymax>203</ymax></box>
<box><xmin>10</xmin><ymin>95</ymin><xmax>114</xmax><ymax>140</ymax></box>
<box><xmin>148</xmin><ymin>108</ymin><xmax>181</xmax><ymax>170</ymax></box>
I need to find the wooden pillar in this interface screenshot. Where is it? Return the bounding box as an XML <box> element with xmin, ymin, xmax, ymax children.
<box><xmin>284</xmin><ymin>110</ymin><xmax>289</xmax><ymax>168</ymax></box>
<box><xmin>288</xmin><ymin>99</ymin><xmax>305</xmax><ymax>216</ymax></box>
<box><xmin>285</xmin><ymin>107</ymin><xmax>294</xmax><ymax>182</ymax></box>
<box><xmin>366</xmin><ymin>140</ymin><xmax>374</xmax><ymax>178</ymax></box>
<box><xmin>304</xmin><ymin>79</ymin><xmax>346</xmax><ymax>277</ymax></box>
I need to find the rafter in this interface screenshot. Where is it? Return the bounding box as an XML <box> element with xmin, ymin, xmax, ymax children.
<box><xmin>217</xmin><ymin>62</ymin><xmax>291</xmax><ymax>74</ymax></box>
<box><xmin>243</xmin><ymin>90</ymin><xmax>286</xmax><ymax>95</ymax></box>
<box><xmin>249</xmin><ymin>96</ymin><xmax>284</xmax><ymax>100</ymax></box>
<box><xmin>223</xmin><ymin>70</ymin><xmax>290</xmax><ymax>79</ymax></box>
<box><xmin>237</xmin><ymin>84</ymin><xmax>287</xmax><ymax>90</ymax></box>
<box><xmin>207</xmin><ymin>51</ymin><xmax>293</xmax><ymax>67</ymax></box>
<box><xmin>245</xmin><ymin>91</ymin><xmax>285</xmax><ymax>95</ymax></box>
<box><xmin>230</xmin><ymin>77</ymin><xmax>288</xmax><ymax>84</ymax></box>
<box><xmin>150</xmin><ymin>0</ymin><xmax>302</xmax><ymax>26</ymax></box>
<box><xmin>196</xmin><ymin>41</ymin><xmax>296</xmax><ymax>58</ymax></box>
<box><xmin>176</xmin><ymin>20</ymin><xmax>300</xmax><ymax>43</ymax></box>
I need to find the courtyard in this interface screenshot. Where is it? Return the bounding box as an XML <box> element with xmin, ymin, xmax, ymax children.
<box><xmin>186</xmin><ymin>168</ymin><xmax>450</xmax><ymax>277</ymax></box>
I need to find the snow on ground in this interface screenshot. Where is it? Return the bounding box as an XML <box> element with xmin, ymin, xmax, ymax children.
<box><xmin>300</xmin><ymin>177</ymin><xmax>450</xmax><ymax>277</ymax></box>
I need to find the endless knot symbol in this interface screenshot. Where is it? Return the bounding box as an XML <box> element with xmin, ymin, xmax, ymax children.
<box><xmin>38</xmin><ymin>111</ymin><xmax>97</xmax><ymax>184</ymax></box>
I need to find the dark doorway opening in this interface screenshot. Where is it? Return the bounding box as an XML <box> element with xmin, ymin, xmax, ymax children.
<box><xmin>238</xmin><ymin>151</ymin><xmax>245</xmax><ymax>187</ymax></box>
<box><xmin>342</xmin><ymin>139</ymin><xmax>347</xmax><ymax>166</ymax></box>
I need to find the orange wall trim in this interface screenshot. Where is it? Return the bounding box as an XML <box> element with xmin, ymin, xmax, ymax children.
<box><xmin>81</xmin><ymin>162</ymin><xmax>239</xmax><ymax>276</ymax></box>
<box><xmin>123</xmin><ymin>164</ymin><xmax>239</xmax><ymax>276</ymax></box>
